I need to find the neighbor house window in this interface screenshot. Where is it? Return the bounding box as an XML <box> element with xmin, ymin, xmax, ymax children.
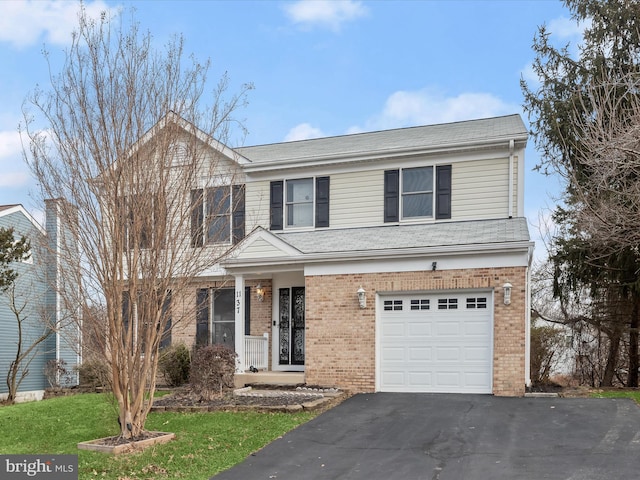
<box><xmin>384</xmin><ymin>165</ymin><xmax>451</xmax><ymax>222</ymax></box>
<box><xmin>270</xmin><ymin>177</ymin><xmax>330</xmax><ymax>230</ymax></box>
<box><xmin>191</xmin><ymin>185</ymin><xmax>245</xmax><ymax>247</ymax></box>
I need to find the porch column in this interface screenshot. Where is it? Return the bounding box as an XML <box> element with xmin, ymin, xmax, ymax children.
<box><xmin>234</xmin><ymin>274</ymin><xmax>245</xmax><ymax>372</ymax></box>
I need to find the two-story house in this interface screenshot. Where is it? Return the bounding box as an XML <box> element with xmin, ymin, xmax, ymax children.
<box><xmin>0</xmin><ymin>201</ymin><xmax>81</xmax><ymax>402</ymax></box>
<box><xmin>161</xmin><ymin>113</ymin><xmax>533</xmax><ymax>397</ymax></box>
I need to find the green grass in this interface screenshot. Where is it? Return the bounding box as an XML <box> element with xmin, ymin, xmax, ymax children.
<box><xmin>590</xmin><ymin>389</ymin><xmax>640</xmax><ymax>404</ymax></box>
<box><xmin>0</xmin><ymin>393</ymin><xmax>317</xmax><ymax>479</ymax></box>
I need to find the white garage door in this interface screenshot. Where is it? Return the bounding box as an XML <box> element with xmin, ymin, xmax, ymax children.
<box><xmin>379</xmin><ymin>292</ymin><xmax>493</xmax><ymax>394</ymax></box>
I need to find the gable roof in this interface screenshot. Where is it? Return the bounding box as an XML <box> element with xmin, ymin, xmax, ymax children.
<box><xmin>237</xmin><ymin>114</ymin><xmax>527</xmax><ymax>171</ymax></box>
<box><xmin>0</xmin><ymin>204</ymin><xmax>45</xmax><ymax>235</ymax></box>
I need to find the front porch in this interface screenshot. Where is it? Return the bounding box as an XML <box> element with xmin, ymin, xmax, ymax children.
<box><xmin>238</xmin><ymin>332</ymin><xmax>305</xmax><ymax>388</ymax></box>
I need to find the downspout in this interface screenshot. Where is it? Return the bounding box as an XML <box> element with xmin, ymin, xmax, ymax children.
<box><xmin>525</xmin><ymin>244</ymin><xmax>534</xmax><ymax>389</ymax></box>
<box><xmin>508</xmin><ymin>139</ymin><xmax>514</xmax><ymax>219</ymax></box>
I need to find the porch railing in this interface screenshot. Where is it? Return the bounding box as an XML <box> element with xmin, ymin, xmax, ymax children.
<box><xmin>244</xmin><ymin>333</ymin><xmax>269</xmax><ymax>371</ymax></box>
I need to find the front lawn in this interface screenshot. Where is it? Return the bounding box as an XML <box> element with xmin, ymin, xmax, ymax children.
<box><xmin>590</xmin><ymin>389</ymin><xmax>640</xmax><ymax>405</ymax></box>
<box><xmin>0</xmin><ymin>393</ymin><xmax>317</xmax><ymax>479</ymax></box>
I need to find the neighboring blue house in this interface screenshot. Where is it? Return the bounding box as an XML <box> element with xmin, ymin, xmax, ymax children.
<box><xmin>0</xmin><ymin>201</ymin><xmax>80</xmax><ymax>402</ymax></box>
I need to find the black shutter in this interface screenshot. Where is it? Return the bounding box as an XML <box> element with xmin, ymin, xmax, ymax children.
<box><xmin>160</xmin><ymin>291</ymin><xmax>172</xmax><ymax>349</ymax></box>
<box><xmin>315</xmin><ymin>176</ymin><xmax>330</xmax><ymax>228</ymax></box>
<box><xmin>190</xmin><ymin>189</ymin><xmax>204</xmax><ymax>247</ymax></box>
<box><xmin>232</xmin><ymin>184</ymin><xmax>245</xmax><ymax>244</ymax></box>
<box><xmin>436</xmin><ymin>165</ymin><xmax>452</xmax><ymax>219</ymax></box>
<box><xmin>270</xmin><ymin>181</ymin><xmax>284</xmax><ymax>230</ymax></box>
<box><xmin>384</xmin><ymin>170</ymin><xmax>400</xmax><ymax>222</ymax></box>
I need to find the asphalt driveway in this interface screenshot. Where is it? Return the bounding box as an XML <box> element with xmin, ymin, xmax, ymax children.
<box><xmin>211</xmin><ymin>393</ymin><xmax>640</xmax><ymax>480</ymax></box>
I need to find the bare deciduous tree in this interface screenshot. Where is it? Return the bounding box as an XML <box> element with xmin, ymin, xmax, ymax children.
<box><xmin>21</xmin><ymin>7</ymin><xmax>252</xmax><ymax>438</ymax></box>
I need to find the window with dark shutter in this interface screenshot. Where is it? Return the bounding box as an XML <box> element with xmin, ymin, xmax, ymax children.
<box><xmin>384</xmin><ymin>170</ymin><xmax>400</xmax><ymax>222</ymax></box>
<box><xmin>315</xmin><ymin>176</ymin><xmax>330</xmax><ymax>228</ymax></box>
<box><xmin>232</xmin><ymin>184</ymin><xmax>245</xmax><ymax>244</ymax></box>
<box><xmin>270</xmin><ymin>181</ymin><xmax>284</xmax><ymax>230</ymax></box>
<box><xmin>436</xmin><ymin>165</ymin><xmax>452</xmax><ymax>219</ymax></box>
<box><xmin>190</xmin><ymin>189</ymin><xmax>204</xmax><ymax>247</ymax></box>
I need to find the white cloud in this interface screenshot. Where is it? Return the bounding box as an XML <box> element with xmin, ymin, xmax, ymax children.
<box><xmin>0</xmin><ymin>0</ymin><xmax>112</xmax><ymax>48</ymax></box>
<box><xmin>283</xmin><ymin>0</ymin><xmax>368</xmax><ymax>31</ymax></box>
<box><xmin>546</xmin><ymin>16</ymin><xmax>588</xmax><ymax>39</ymax></box>
<box><xmin>0</xmin><ymin>129</ymin><xmax>31</xmax><ymax>188</ymax></box>
<box><xmin>284</xmin><ymin>123</ymin><xmax>326</xmax><ymax>141</ymax></box>
<box><xmin>354</xmin><ymin>87</ymin><xmax>517</xmax><ymax>132</ymax></box>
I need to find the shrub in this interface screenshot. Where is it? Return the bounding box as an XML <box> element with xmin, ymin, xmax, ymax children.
<box><xmin>44</xmin><ymin>359</ymin><xmax>73</xmax><ymax>388</ymax></box>
<box><xmin>77</xmin><ymin>358</ymin><xmax>111</xmax><ymax>389</ymax></box>
<box><xmin>158</xmin><ymin>343</ymin><xmax>191</xmax><ymax>387</ymax></box>
<box><xmin>189</xmin><ymin>344</ymin><xmax>237</xmax><ymax>400</ymax></box>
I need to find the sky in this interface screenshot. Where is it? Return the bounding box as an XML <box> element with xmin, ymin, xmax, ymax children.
<box><xmin>0</xmin><ymin>0</ymin><xmax>580</xmax><ymax>259</ymax></box>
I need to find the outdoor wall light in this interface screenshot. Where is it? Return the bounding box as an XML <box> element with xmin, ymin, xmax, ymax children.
<box><xmin>256</xmin><ymin>283</ymin><xmax>264</xmax><ymax>302</ymax></box>
<box><xmin>431</xmin><ymin>261</ymin><xmax>437</xmax><ymax>271</ymax></box>
<box><xmin>503</xmin><ymin>282</ymin><xmax>512</xmax><ymax>306</ymax></box>
<box><xmin>357</xmin><ymin>286</ymin><xmax>367</xmax><ymax>309</ymax></box>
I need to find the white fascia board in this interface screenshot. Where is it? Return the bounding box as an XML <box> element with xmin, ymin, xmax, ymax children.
<box><xmin>127</xmin><ymin>112</ymin><xmax>252</xmax><ymax>167</ymax></box>
<box><xmin>221</xmin><ymin>240</ymin><xmax>534</xmax><ymax>273</ymax></box>
<box><xmin>305</xmin><ymin>249</ymin><xmax>529</xmax><ymax>276</ymax></box>
<box><xmin>241</xmin><ymin>135</ymin><xmax>528</xmax><ymax>174</ymax></box>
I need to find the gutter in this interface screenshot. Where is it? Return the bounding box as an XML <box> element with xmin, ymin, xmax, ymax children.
<box><xmin>242</xmin><ymin>135</ymin><xmax>529</xmax><ymax>174</ymax></box>
<box><xmin>221</xmin><ymin>240</ymin><xmax>535</xmax><ymax>271</ymax></box>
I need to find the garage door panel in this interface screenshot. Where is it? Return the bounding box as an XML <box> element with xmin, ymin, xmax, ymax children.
<box><xmin>465</xmin><ymin>346</ymin><xmax>491</xmax><ymax>362</ymax></box>
<box><xmin>407</xmin><ymin>322</ymin><xmax>432</xmax><ymax>337</ymax></box>
<box><xmin>381</xmin><ymin>347</ymin><xmax>405</xmax><ymax>361</ymax></box>
<box><xmin>380</xmin><ymin>292</ymin><xmax>493</xmax><ymax>394</ymax></box>
<box><xmin>408</xmin><ymin>346</ymin><xmax>432</xmax><ymax>361</ymax></box>
<box><xmin>407</xmin><ymin>372</ymin><xmax>433</xmax><ymax>387</ymax></box>
<box><xmin>435</xmin><ymin>321</ymin><xmax>460</xmax><ymax>336</ymax></box>
<box><xmin>436</xmin><ymin>346</ymin><xmax>461</xmax><ymax>361</ymax></box>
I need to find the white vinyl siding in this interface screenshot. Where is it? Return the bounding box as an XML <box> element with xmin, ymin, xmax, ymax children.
<box><xmin>238</xmin><ymin>237</ymin><xmax>293</xmax><ymax>259</ymax></box>
<box><xmin>451</xmin><ymin>157</ymin><xmax>511</xmax><ymax>220</ymax></box>
<box><xmin>244</xmin><ymin>156</ymin><xmax>519</xmax><ymax>230</ymax></box>
<box><xmin>244</xmin><ymin>180</ymin><xmax>271</xmax><ymax>229</ymax></box>
<box><xmin>329</xmin><ymin>170</ymin><xmax>384</xmax><ymax>228</ymax></box>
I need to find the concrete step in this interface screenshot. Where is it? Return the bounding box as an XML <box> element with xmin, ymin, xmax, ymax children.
<box><xmin>234</xmin><ymin>371</ymin><xmax>305</xmax><ymax>388</ymax></box>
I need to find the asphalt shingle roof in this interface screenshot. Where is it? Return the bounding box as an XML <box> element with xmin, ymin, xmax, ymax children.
<box><xmin>276</xmin><ymin>218</ymin><xmax>531</xmax><ymax>254</ymax></box>
<box><xmin>237</xmin><ymin>115</ymin><xmax>527</xmax><ymax>164</ymax></box>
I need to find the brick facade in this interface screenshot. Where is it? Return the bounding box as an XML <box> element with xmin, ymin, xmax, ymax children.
<box><xmin>170</xmin><ymin>269</ymin><xmax>527</xmax><ymax>397</ymax></box>
<box><xmin>305</xmin><ymin>267</ymin><xmax>528</xmax><ymax>396</ymax></box>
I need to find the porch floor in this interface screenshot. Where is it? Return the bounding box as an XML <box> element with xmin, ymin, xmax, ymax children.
<box><xmin>234</xmin><ymin>371</ymin><xmax>305</xmax><ymax>389</ymax></box>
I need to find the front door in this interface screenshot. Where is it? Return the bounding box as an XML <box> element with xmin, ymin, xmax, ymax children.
<box><xmin>278</xmin><ymin>287</ymin><xmax>305</xmax><ymax>368</ymax></box>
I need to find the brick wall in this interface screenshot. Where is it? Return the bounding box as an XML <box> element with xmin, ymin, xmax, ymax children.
<box><xmin>305</xmin><ymin>267</ymin><xmax>528</xmax><ymax>396</ymax></box>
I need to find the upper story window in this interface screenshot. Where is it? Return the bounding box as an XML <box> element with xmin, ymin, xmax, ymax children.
<box><xmin>270</xmin><ymin>177</ymin><xmax>330</xmax><ymax>230</ymax></box>
<box><xmin>402</xmin><ymin>166</ymin><xmax>434</xmax><ymax>218</ymax></box>
<box><xmin>286</xmin><ymin>178</ymin><xmax>314</xmax><ymax>227</ymax></box>
<box><xmin>384</xmin><ymin>165</ymin><xmax>451</xmax><ymax>222</ymax></box>
<box><xmin>191</xmin><ymin>184</ymin><xmax>245</xmax><ymax>247</ymax></box>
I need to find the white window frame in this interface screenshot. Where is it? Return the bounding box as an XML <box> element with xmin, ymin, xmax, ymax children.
<box><xmin>285</xmin><ymin>177</ymin><xmax>315</xmax><ymax>229</ymax></box>
<box><xmin>400</xmin><ymin>166</ymin><xmax>434</xmax><ymax>220</ymax></box>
